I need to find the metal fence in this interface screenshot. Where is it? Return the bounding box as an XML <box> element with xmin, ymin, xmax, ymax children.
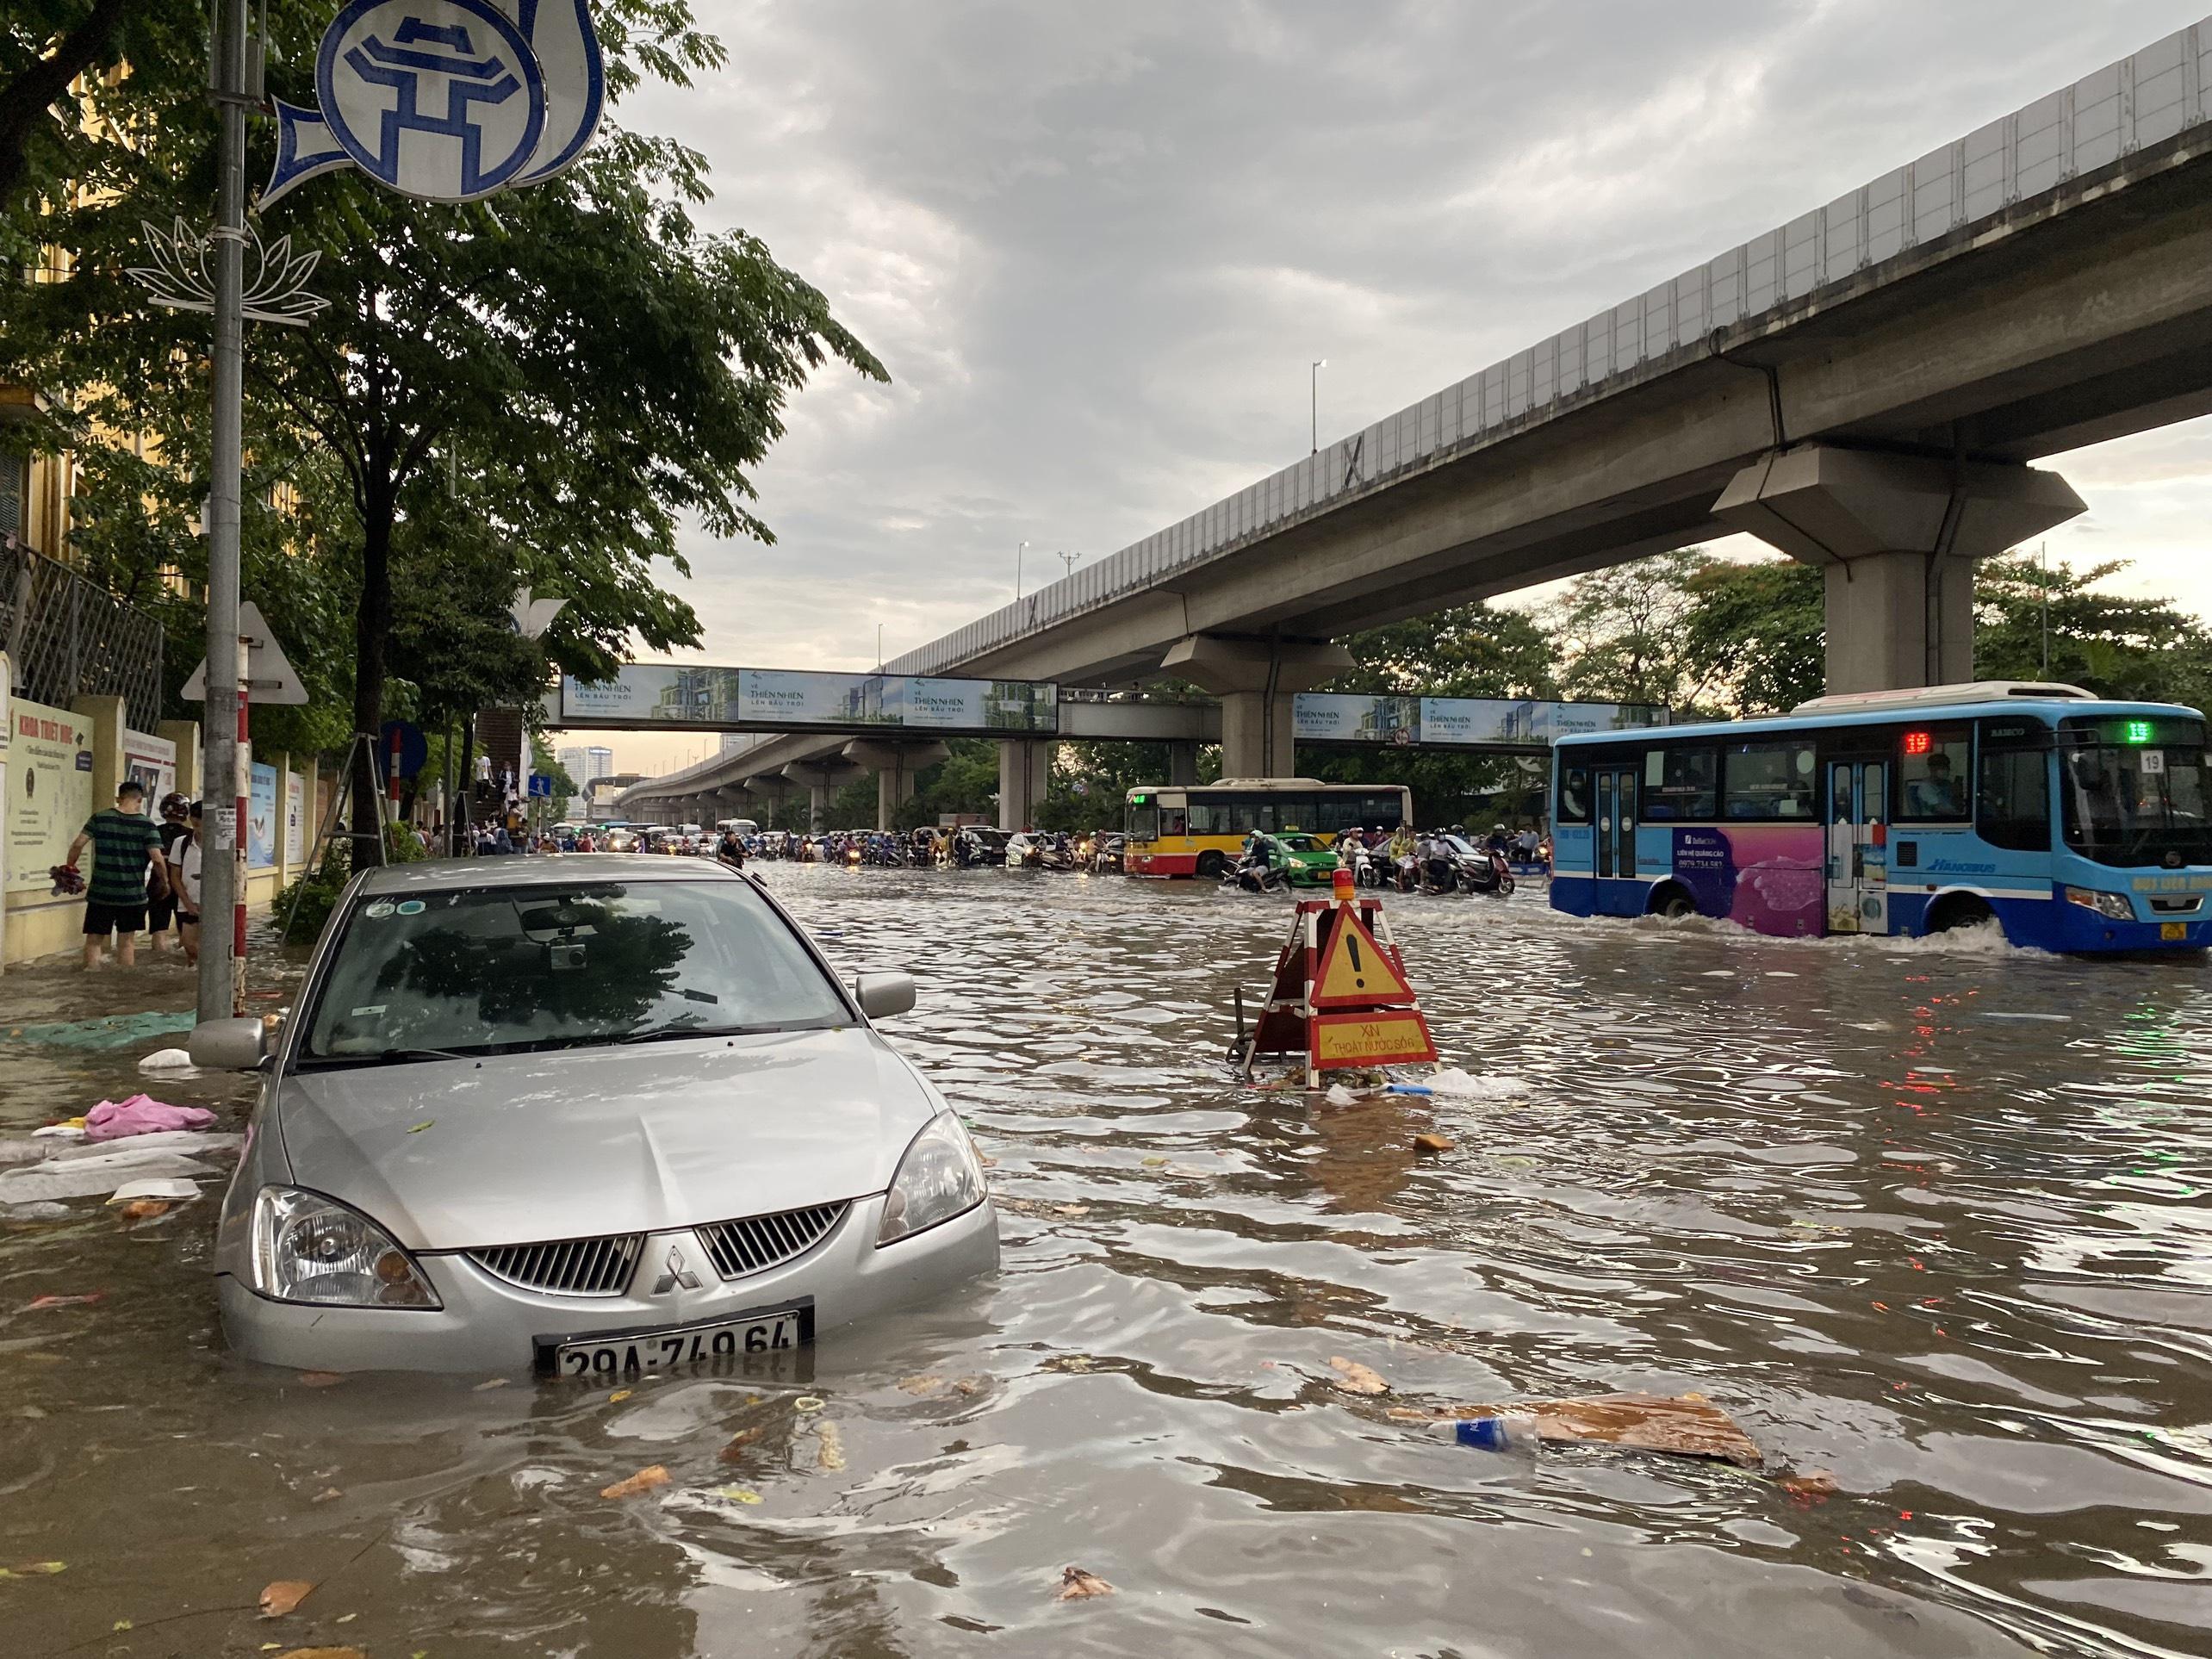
<box><xmin>0</xmin><ymin>538</ymin><xmax>165</xmax><ymax>731</ymax></box>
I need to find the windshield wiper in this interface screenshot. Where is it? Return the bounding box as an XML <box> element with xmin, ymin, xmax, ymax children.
<box><xmin>616</xmin><ymin>1022</ymin><xmax>789</xmax><ymax>1045</ymax></box>
<box><xmin>298</xmin><ymin>1045</ymin><xmax>474</xmax><ymax>1069</ymax></box>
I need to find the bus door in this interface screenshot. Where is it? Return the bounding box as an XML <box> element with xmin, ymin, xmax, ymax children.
<box><xmin>1594</xmin><ymin>765</ymin><xmax>1638</xmax><ymax>885</ymax></box>
<box><xmin>1825</xmin><ymin>759</ymin><xmax>1889</xmax><ymax>934</ymax></box>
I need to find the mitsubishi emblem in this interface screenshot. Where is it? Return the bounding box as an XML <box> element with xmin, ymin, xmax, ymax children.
<box><xmin>652</xmin><ymin>1246</ymin><xmax>701</xmax><ymax>1296</ymax></box>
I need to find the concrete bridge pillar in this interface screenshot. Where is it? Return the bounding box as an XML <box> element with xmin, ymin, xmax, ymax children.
<box><xmin>1714</xmin><ymin>447</ymin><xmax>2085</xmax><ymax>694</ymax></box>
<box><xmin>1159</xmin><ymin>635</ymin><xmax>1353</xmax><ymax>779</ymax></box>
<box><xmin>843</xmin><ymin>740</ymin><xmax>950</xmax><ymax>830</ymax></box>
<box><xmin>782</xmin><ymin>756</ymin><xmax>864</xmax><ymax>831</ymax></box>
<box><xmin>997</xmin><ymin>739</ymin><xmax>1053</xmax><ymax>831</ymax></box>
<box><xmin>1167</xmin><ymin>742</ymin><xmax>1200</xmax><ymax>786</ymax></box>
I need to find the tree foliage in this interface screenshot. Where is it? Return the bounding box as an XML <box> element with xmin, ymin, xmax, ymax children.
<box><xmin>3</xmin><ymin>0</ymin><xmax>884</xmax><ymax>836</ymax></box>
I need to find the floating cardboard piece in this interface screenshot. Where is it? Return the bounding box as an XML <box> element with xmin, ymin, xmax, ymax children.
<box><xmin>1311</xmin><ymin>910</ymin><xmax>1414</xmax><ymax>1008</ymax></box>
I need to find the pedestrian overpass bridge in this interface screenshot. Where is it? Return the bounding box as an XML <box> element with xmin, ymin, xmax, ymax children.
<box><xmin>614</xmin><ymin>16</ymin><xmax>2212</xmax><ymax>826</ymax></box>
<box><xmin>579</xmin><ymin>680</ymin><xmax>1662</xmax><ymax>828</ymax></box>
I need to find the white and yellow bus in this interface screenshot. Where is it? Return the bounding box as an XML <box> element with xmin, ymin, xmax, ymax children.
<box><xmin>1122</xmin><ymin>780</ymin><xmax>1414</xmax><ymax>879</ymax></box>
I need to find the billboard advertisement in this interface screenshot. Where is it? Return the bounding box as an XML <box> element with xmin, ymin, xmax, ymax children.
<box><xmin>1293</xmin><ymin>693</ymin><xmax>1665</xmax><ymax>747</ymax></box>
<box><xmin>558</xmin><ymin>666</ymin><xmax>1059</xmax><ymax>735</ymax></box>
<box><xmin>285</xmin><ymin>771</ymin><xmax>307</xmax><ymax>866</ymax></box>
<box><xmin>5</xmin><ymin>698</ymin><xmax>95</xmax><ymax>893</ymax></box>
<box><xmin>122</xmin><ymin>728</ymin><xmax>177</xmax><ymax>807</ymax></box>
<box><xmin>249</xmin><ymin>762</ymin><xmax>278</xmax><ymax>868</ymax></box>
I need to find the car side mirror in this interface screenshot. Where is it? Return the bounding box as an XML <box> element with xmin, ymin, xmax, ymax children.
<box><xmin>852</xmin><ymin>972</ymin><xmax>916</xmax><ymax>1020</ymax></box>
<box><xmin>190</xmin><ymin>1016</ymin><xmax>268</xmax><ymax>1072</ymax></box>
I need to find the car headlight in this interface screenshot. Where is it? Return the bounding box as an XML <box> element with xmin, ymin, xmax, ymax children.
<box><xmin>878</xmin><ymin>1114</ymin><xmax>986</xmax><ymax>1246</ymax></box>
<box><xmin>251</xmin><ymin>1187</ymin><xmax>440</xmax><ymax>1308</ymax></box>
<box><xmin>2063</xmin><ymin>886</ymin><xmax>2134</xmax><ymax>921</ymax></box>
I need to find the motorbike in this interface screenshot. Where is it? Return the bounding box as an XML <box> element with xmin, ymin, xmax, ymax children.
<box><xmin>1005</xmin><ymin>833</ymin><xmax>1045</xmax><ymax>870</ymax></box>
<box><xmin>1036</xmin><ymin>836</ymin><xmax>1079</xmax><ymax>873</ymax></box>
<box><xmin>1224</xmin><ymin>841</ymin><xmax>1287</xmax><ymax>894</ymax></box>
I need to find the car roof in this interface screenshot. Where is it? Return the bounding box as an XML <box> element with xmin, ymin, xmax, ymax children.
<box><xmin>354</xmin><ymin>854</ymin><xmax>746</xmax><ymax>896</ymax></box>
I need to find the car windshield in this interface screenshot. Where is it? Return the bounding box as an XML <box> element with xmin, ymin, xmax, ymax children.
<box><xmin>2060</xmin><ymin>717</ymin><xmax>2212</xmax><ymax>869</ymax></box>
<box><xmin>298</xmin><ymin>880</ymin><xmax>851</xmax><ymax>1065</ymax></box>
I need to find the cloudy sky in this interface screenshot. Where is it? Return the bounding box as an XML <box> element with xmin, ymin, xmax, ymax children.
<box><xmin>597</xmin><ymin>0</ymin><xmax>2212</xmax><ymax>774</ymax></box>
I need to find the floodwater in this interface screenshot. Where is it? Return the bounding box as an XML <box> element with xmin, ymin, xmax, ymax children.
<box><xmin>2</xmin><ymin>866</ymin><xmax>2209</xmax><ymax>1659</ymax></box>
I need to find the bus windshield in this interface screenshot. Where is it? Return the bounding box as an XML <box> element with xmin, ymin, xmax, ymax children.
<box><xmin>2060</xmin><ymin>718</ymin><xmax>2212</xmax><ymax>868</ymax></box>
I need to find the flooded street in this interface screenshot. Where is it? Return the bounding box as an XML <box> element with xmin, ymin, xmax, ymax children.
<box><xmin>3</xmin><ymin>865</ymin><xmax>2209</xmax><ymax>1657</ymax></box>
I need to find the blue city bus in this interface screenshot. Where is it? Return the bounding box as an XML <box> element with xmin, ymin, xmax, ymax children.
<box><xmin>1549</xmin><ymin>682</ymin><xmax>2212</xmax><ymax>952</ymax></box>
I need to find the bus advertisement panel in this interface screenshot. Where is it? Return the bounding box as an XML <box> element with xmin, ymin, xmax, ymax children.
<box><xmin>1123</xmin><ymin>780</ymin><xmax>1414</xmax><ymax>879</ymax></box>
<box><xmin>1550</xmin><ymin>685</ymin><xmax>2212</xmax><ymax>952</ymax></box>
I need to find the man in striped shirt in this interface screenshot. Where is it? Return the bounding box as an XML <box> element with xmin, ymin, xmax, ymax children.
<box><xmin>64</xmin><ymin>780</ymin><xmax>171</xmax><ymax>970</ymax></box>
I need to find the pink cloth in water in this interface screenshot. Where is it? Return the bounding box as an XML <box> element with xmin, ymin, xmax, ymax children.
<box><xmin>83</xmin><ymin>1095</ymin><xmax>216</xmax><ymax>1141</ymax></box>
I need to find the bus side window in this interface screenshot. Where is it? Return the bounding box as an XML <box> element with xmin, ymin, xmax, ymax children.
<box><xmin>1977</xmin><ymin>732</ymin><xmax>2050</xmax><ymax>852</ymax></box>
<box><xmin>1161</xmin><ymin>808</ymin><xmax>1187</xmax><ymax>838</ymax></box>
<box><xmin>1558</xmin><ymin>766</ymin><xmax>1591</xmax><ymax>823</ymax></box>
<box><xmin>1898</xmin><ymin>727</ymin><xmax>1972</xmax><ymax>822</ymax></box>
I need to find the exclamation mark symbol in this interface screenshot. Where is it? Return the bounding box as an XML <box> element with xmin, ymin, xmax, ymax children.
<box><xmin>1347</xmin><ymin>934</ymin><xmax>1365</xmax><ymax>989</ymax></box>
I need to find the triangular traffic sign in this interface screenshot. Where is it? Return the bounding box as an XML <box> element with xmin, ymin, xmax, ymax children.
<box><xmin>1310</xmin><ymin>910</ymin><xmax>1415</xmax><ymax>1008</ymax></box>
<box><xmin>181</xmin><ymin>600</ymin><xmax>308</xmax><ymax>705</ymax></box>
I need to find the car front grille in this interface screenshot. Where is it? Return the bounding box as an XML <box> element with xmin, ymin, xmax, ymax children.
<box><xmin>696</xmin><ymin>1202</ymin><xmax>848</xmax><ymax>1281</ymax></box>
<box><xmin>468</xmin><ymin>1233</ymin><xmax>645</xmax><ymax>1297</ymax></box>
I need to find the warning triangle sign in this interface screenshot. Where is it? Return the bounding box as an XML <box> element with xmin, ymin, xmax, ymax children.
<box><xmin>1311</xmin><ymin>910</ymin><xmax>1415</xmax><ymax>1009</ymax></box>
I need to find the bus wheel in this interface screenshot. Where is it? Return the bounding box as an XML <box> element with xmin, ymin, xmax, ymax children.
<box><xmin>1651</xmin><ymin>885</ymin><xmax>1695</xmax><ymax>920</ymax></box>
<box><xmin>1195</xmin><ymin>851</ymin><xmax>1227</xmax><ymax>880</ymax></box>
<box><xmin>1924</xmin><ymin>893</ymin><xmax>1996</xmax><ymax>936</ymax></box>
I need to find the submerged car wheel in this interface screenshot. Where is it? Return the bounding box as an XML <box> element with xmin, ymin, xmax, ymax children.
<box><xmin>1924</xmin><ymin>892</ymin><xmax>1997</xmax><ymax>936</ymax></box>
<box><xmin>1652</xmin><ymin>886</ymin><xmax>1694</xmax><ymax>920</ymax></box>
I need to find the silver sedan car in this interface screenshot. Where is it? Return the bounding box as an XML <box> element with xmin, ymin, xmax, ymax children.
<box><xmin>191</xmin><ymin>855</ymin><xmax>996</xmax><ymax>1375</ymax></box>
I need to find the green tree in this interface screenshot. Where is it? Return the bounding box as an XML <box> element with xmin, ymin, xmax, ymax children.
<box><xmin>1680</xmin><ymin>556</ymin><xmax>1824</xmax><ymax>714</ymax></box>
<box><xmin>4</xmin><ymin>0</ymin><xmax>885</xmax><ymax>848</ymax></box>
<box><xmin>1974</xmin><ymin>556</ymin><xmax>2212</xmax><ymax>708</ymax></box>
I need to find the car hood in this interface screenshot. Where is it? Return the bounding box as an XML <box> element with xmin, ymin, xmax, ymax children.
<box><xmin>272</xmin><ymin>1028</ymin><xmax>941</xmax><ymax>1251</ymax></box>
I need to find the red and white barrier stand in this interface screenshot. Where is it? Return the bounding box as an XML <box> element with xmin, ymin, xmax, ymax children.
<box><xmin>1234</xmin><ymin>863</ymin><xmax>1438</xmax><ymax>1088</ymax></box>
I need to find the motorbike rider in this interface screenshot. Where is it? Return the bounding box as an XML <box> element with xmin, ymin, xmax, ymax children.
<box><xmin>1420</xmin><ymin>830</ymin><xmax>1456</xmax><ymax>892</ymax></box>
<box><xmin>715</xmin><ymin>827</ymin><xmax>747</xmax><ymax>869</ymax></box>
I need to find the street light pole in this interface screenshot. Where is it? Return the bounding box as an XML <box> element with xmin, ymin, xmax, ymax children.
<box><xmin>1016</xmin><ymin>539</ymin><xmax>1028</xmax><ymax>600</ymax></box>
<box><xmin>199</xmin><ymin>0</ymin><xmax>249</xmax><ymax>1022</ymax></box>
<box><xmin>1057</xmin><ymin>550</ymin><xmax>1079</xmax><ymax>581</ymax></box>
<box><xmin>1310</xmin><ymin>359</ymin><xmax>1327</xmax><ymax>455</ymax></box>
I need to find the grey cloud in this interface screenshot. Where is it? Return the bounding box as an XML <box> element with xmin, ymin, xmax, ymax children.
<box><xmin>615</xmin><ymin>0</ymin><xmax>2212</xmax><ymax>685</ymax></box>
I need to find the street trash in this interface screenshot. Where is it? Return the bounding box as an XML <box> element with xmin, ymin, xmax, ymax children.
<box><xmin>84</xmin><ymin>1096</ymin><xmax>216</xmax><ymax>1142</ymax></box>
<box><xmin>259</xmin><ymin>1579</ymin><xmax>315</xmax><ymax>1618</ymax></box>
<box><xmin>49</xmin><ymin>1129</ymin><xmax>238</xmax><ymax>1162</ymax></box>
<box><xmin>105</xmin><ymin>1177</ymin><xmax>201</xmax><ymax>1206</ymax></box>
<box><xmin>0</xmin><ymin>1146</ymin><xmax>221</xmax><ymax>1205</ymax></box>
<box><xmin>271</xmin><ymin>1647</ymin><xmax>364</xmax><ymax>1659</ymax></box>
<box><xmin>1421</xmin><ymin>1394</ymin><xmax>1761</xmax><ymax>1466</ymax></box>
<box><xmin>1055</xmin><ymin>1566</ymin><xmax>1115</xmax><ymax>1601</ymax></box>
<box><xmin>117</xmin><ymin>1199</ymin><xmax>174</xmax><ymax>1220</ymax></box>
<box><xmin>9</xmin><ymin>1011</ymin><xmax>196</xmax><ymax>1051</ymax></box>
<box><xmin>816</xmin><ymin>1420</ymin><xmax>846</xmax><ymax>1470</ymax></box>
<box><xmin>30</xmin><ymin>1122</ymin><xmax>86</xmax><ymax>1140</ymax></box>
<box><xmin>297</xmin><ymin>1371</ymin><xmax>346</xmax><ymax>1389</ymax></box>
<box><xmin>47</xmin><ymin>865</ymin><xmax>84</xmax><ymax>898</ymax></box>
<box><xmin>0</xmin><ymin>1560</ymin><xmax>67</xmax><ymax>1577</ymax></box>
<box><xmin>1389</xmin><ymin>1066</ymin><xmax>1530</xmax><ymax>1100</ymax></box>
<box><xmin>1447</xmin><ymin>1412</ymin><xmax>1540</xmax><ymax>1454</ymax></box>
<box><xmin>719</xmin><ymin>1426</ymin><xmax>767</xmax><ymax>1460</ymax></box>
<box><xmin>1413</xmin><ymin>1133</ymin><xmax>1454</xmax><ymax>1153</ymax></box>
<box><xmin>600</xmin><ymin>1464</ymin><xmax>671</xmax><ymax>1500</ymax></box>
<box><xmin>139</xmin><ymin>1048</ymin><xmax>196</xmax><ymax>1072</ymax></box>
<box><xmin>1779</xmin><ymin>1468</ymin><xmax>1839</xmax><ymax>1501</ymax></box>
<box><xmin>717</xmin><ymin>1486</ymin><xmax>763</xmax><ymax>1505</ymax></box>
<box><xmin>23</xmin><ymin>1293</ymin><xmax>104</xmax><ymax>1311</ymax></box>
<box><xmin>1327</xmin><ymin>1356</ymin><xmax>1389</xmax><ymax>1395</ymax></box>
<box><xmin>1323</xmin><ymin>1084</ymin><xmax>1358</xmax><ymax>1105</ymax></box>
<box><xmin>0</xmin><ymin>1202</ymin><xmax>71</xmax><ymax>1221</ymax></box>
